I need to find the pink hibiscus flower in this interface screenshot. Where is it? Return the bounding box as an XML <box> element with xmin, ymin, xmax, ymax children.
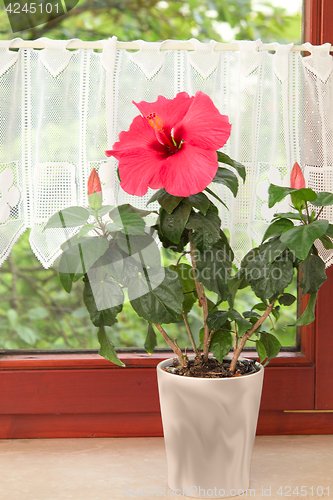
<box><xmin>105</xmin><ymin>91</ymin><xmax>231</xmax><ymax>197</ymax></box>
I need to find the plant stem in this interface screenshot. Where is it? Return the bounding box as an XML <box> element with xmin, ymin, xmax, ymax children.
<box><xmin>234</xmin><ymin>326</ymin><xmax>238</xmax><ymax>350</ymax></box>
<box><xmin>305</xmin><ymin>201</ymin><xmax>310</xmax><ymax>224</ymax></box>
<box><xmin>229</xmin><ymin>301</ymin><xmax>275</xmax><ymax>373</ymax></box>
<box><xmin>182</xmin><ymin>312</ymin><xmax>199</xmax><ymax>356</ymax></box>
<box><xmin>153</xmin><ymin>324</ymin><xmax>186</xmax><ymax>367</ymax></box>
<box><xmin>189</xmin><ymin>237</ymin><xmax>210</xmax><ymax>362</ymax></box>
<box><xmin>175</xmin><ymin>251</ymin><xmax>189</xmax><ymax>268</ymax></box>
<box><xmin>314</xmin><ymin>206</ymin><xmax>324</xmax><ymax>221</ymax></box>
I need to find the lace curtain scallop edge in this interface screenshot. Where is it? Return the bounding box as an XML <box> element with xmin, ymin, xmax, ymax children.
<box><xmin>1</xmin><ymin>38</ymin><xmax>333</xmax><ymax>268</ymax></box>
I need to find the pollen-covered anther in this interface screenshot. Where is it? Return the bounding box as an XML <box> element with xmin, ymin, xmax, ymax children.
<box><xmin>146</xmin><ymin>112</ymin><xmax>164</xmax><ymax>132</ymax></box>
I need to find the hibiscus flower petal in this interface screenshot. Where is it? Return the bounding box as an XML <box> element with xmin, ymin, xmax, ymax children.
<box><xmin>118</xmin><ymin>149</ymin><xmax>163</xmax><ymax>196</ymax></box>
<box><xmin>106</xmin><ymin>115</ymin><xmax>158</xmax><ymax>160</ymax></box>
<box><xmin>159</xmin><ymin>143</ymin><xmax>218</xmax><ymax>197</ymax></box>
<box><xmin>133</xmin><ymin>92</ymin><xmax>194</xmax><ymax>136</ymax></box>
<box><xmin>174</xmin><ymin>91</ymin><xmax>231</xmax><ymax>151</ymax></box>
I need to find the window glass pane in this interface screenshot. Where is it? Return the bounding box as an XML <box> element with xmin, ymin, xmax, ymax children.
<box><xmin>0</xmin><ymin>1</ymin><xmax>303</xmax><ymax>352</ymax></box>
<box><xmin>0</xmin><ymin>229</ymin><xmax>297</xmax><ymax>351</ymax></box>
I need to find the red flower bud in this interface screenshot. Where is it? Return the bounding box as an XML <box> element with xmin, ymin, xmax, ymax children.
<box><xmin>87</xmin><ymin>168</ymin><xmax>102</xmax><ymax>196</ymax></box>
<box><xmin>290</xmin><ymin>162</ymin><xmax>306</xmax><ymax>189</ymax></box>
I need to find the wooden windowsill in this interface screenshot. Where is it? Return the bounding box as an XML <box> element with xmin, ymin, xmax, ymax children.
<box><xmin>0</xmin><ymin>349</ymin><xmax>313</xmax><ymax>370</ymax></box>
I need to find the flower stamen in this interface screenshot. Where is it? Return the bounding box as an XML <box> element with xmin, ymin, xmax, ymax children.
<box><xmin>146</xmin><ymin>112</ymin><xmax>164</xmax><ymax>132</ymax></box>
<box><xmin>146</xmin><ymin>112</ymin><xmax>178</xmax><ymax>153</ymax></box>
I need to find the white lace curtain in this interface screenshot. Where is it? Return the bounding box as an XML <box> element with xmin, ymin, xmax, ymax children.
<box><xmin>1</xmin><ymin>37</ymin><xmax>333</xmax><ymax>268</ymax></box>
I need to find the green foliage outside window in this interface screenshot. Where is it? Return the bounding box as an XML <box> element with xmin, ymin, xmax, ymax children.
<box><xmin>0</xmin><ymin>0</ymin><xmax>301</xmax><ymax>350</ymax></box>
<box><xmin>0</xmin><ymin>230</ymin><xmax>297</xmax><ymax>350</ymax></box>
<box><xmin>0</xmin><ymin>0</ymin><xmax>301</xmax><ymax>44</ymax></box>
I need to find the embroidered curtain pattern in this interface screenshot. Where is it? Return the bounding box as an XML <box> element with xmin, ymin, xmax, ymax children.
<box><xmin>0</xmin><ymin>38</ymin><xmax>333</xmax><ymax>267</ymax></box>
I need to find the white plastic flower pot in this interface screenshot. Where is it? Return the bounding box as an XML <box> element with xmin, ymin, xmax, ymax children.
<box><xmin>156</xmin><ymin>357</ymin><xmax>264</xmax><ymax>499</ymax></box>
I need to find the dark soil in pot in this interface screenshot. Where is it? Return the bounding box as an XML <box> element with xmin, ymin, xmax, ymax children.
<box><xmin>163</xmin><ymin>356</ymin><xmax>260</xmax><ymax>378</ymax></box>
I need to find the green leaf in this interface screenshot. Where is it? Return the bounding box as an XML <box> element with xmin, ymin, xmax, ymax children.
<box><xmin>319</xmin><ymin>234</ymin><xmax>333</xmax><ymax>250</ymax></box>
<box><xmin>268</xmin><ymin>184</ymin><xmax>296</xmax><ymax>208</ymax></box>
<box><xmin>212</xmin><ymin>167</ymin><xmax>239</xmax><ymax>197</ymax></box>
<box><xmin>280</xmin><ymin>220</ymin><xmax>329</xmax><ymax>260</ymax></box>
<box><xmin>311</xmin><ymin>192</ymin><xmax>333</xmax><ymax>207</ymax></box>
<box><xmin>271</xmin><ymin>307</ymin><xmax>280</xmax><ymax>321</ymax></box>
<box><xmin>44</xmin><ymin>207</ymin><xmax>89</xmax><ymax>229</ymax></box>
<box><xmin>241</xmin><ymin>244</ymin><xmax>294</xmax><ymax>302</ymax></box>
<box><xmin>291</xmin><ymin>188</ymin><xmax>317</xmax><ymax>208</ymax></box>
<box><xmin>87</xmin><ymin>276</ymin><xmax>124</xmax><ymax>312</ymax></box>
<box><xmin>147</xmin><ymin>189</ymin><xmax>183</xmax><ymax>214</ymax></box>
<box><xmin>299</xmin><ymin>255</ymin><xmax>327</xmax><ymax>295</ymax></box>
<box><xmin>113</xmin><ymin>254</ymin><xmax>140</xmax><ymax>287</ymax></box>
<box><xmin>170</xmin><ymin>263</ymin><xmax>197</xmax><ymax>314</ymax></box>
<box><xmin>156</xmin><ymin>223</ymin><xmax>190</xmax><ymax>253</ymax></box>
<box><xmin>58</xmin><ymin>272</ymin><xmax>72</xmax><ymax>293</ymax></box>
<box><xmin>206</xmin><ymin>310</ymin><xmax>229</xmax><ymax>331</ymax></box>
<box><xmin>227</xmin><ymin>270</ymin><xmax>248</xmax><ymax>308</ymax></box>
<box><xmin>210</xmin><ymin>330</ymin><xmax>233</xmax><ymax>363</ymax></box>
<box><xmin>216</xmin><ymin>151</ymin><xmax>246</xmax><ymax>182</ymax></box>
<box><xmin>109</xmin><ymin>205</ymin><xmax>147</xmax><ymax>235</ymax></box>
<box><xmin>256</xmin><ymin>340</ymin><xmax>267</xmax><ymax>364</ymax></box>
<box><xmin>76</xmin><ymin>224</ymin><xmax>96</xmax><ymax>237</ymax></box>
<box><xmin>93</xmin><ymin>248</ymin><xmax>124</xmax><ymax>282</ymax></box>
<box><xmin>252</xmin><ymin>302</ymin><xmax>268</xmax><ymax>312</ymax></box>
<box><xmin>183</xmin><ymin>193</ymin><xmax>211</xmax><ymax>215</ymax></box>
<box><xmin>295</xmin><ymin>293</ymin><xmax>317</xmax><ymax>326</ymax></box>
<box><xmin>83</xmin><ymin>278</ymin><xmax>122</xmax><ymax>327</ymax></box>
<box><xmin>260</xmin><ymin>332</ymin><xmax>282</xmax><ymax>364</ymax></box>
<box><xmin>16</xmin><ymin>325</ymin><xmax>39</xmax><ymax>345</ymax></box>
<box><xmin>264</xmin><ymin>238</ymin><xmax>288</xmax><ymax>264</ymax></box>
<box><xmin>278</xmin><ymin>293</ymin><xmax>296</xmax><ymax>306</ymax></box>
<box><xmin>204</xmin><ymin>187</ymin><xmax>229</xmax><ymax>209</ymax></box>
<box><xmin>262</xmin><ymin>219</ymin><xmax>294</xmax><ymax>242</ymax></box>
<box><xmin>160</xmin><ymin>202</ymin><xmax>192</xmax><ymax>244</ymax></box>
<box><xmin>110</xmin><ymin>203</ymin><xmax>152</xmax><ymax>218</ymax></box>
<box><xmin>171</xmin><ymin>263</ymin><xmax>195</xmax><ymax>293</ymax></box>
<box><xmin>116</xmin><ymin>233</ymin><xmax>161</xmax><ymax>268</ymax></box>
<box><xmin>59</xmin><ymin>236</ymin><xmax>109</xmax><ymax>281</ymax></box>
<box><xmin>195</xmin><ymin>240</ymin><xmax>233</xmax><ymax>298</ymax></box>
<box><xmin>97</xmin><ymin>326</ymin><xmax>125</xmax><ymax>366</ymax></box>
<box><xmin>117</xmin><ymin>214</ymin><xmax>146</xmax><ymax>235</ymax></box>
<box><xmin>273</xmin><ymin>212</ymin><xmax>302</xmax><ymax>220</ymax></box>
<box><xmin>144</xmin><ymin>323</ymin><xmax>157</xmax><ymax>354</ymax></box>
<box><xmin>129</xmin><ymin>268</ymin><xmax>184</xmax><ymax>324</ymax></box>
<box><xmin>243</xmin><ymin>310</ymin><xmax>261</xmax><ymax>320</ymax></box>
<box><xmin>325</xmin><ymin>224</ymin><xmax>333</xmax><ymax>238</ymax></box>
<box><xmin>95</xmin><ymin>205</ymin><xmax>115</xmax><ymax>217</ymax></box>
<box><xmin>186</xmin><ymin>210</ymin><xmax>221</xmax><ymax>251</ymax></box>
<box><xmin>228</xmin><ymin>309</ymin><xmax>253</xmax><ymax>336</ymax></box>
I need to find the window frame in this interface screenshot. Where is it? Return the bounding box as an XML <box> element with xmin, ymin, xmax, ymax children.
<box><xmin>1</xmin><ymin>0</ymin><xmax>333</xmax><ymax>437</ymax></box>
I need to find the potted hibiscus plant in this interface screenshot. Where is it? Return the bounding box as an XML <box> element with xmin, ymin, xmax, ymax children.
<box><xmin>45</xmin><ymin>91</ymin><xmax>333</xmax><ymax>498</ymax></box>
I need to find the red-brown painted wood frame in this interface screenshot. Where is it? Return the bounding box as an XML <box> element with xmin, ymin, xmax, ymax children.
<box><xmin>304</xmin><ymin>0</ymin><xmax>333</xmax><ymax>45</ymax></box>
<box><xmin>1</xmin><ymin>0</ymin><xmax>333</xmax><ymax>438</ymax></box>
